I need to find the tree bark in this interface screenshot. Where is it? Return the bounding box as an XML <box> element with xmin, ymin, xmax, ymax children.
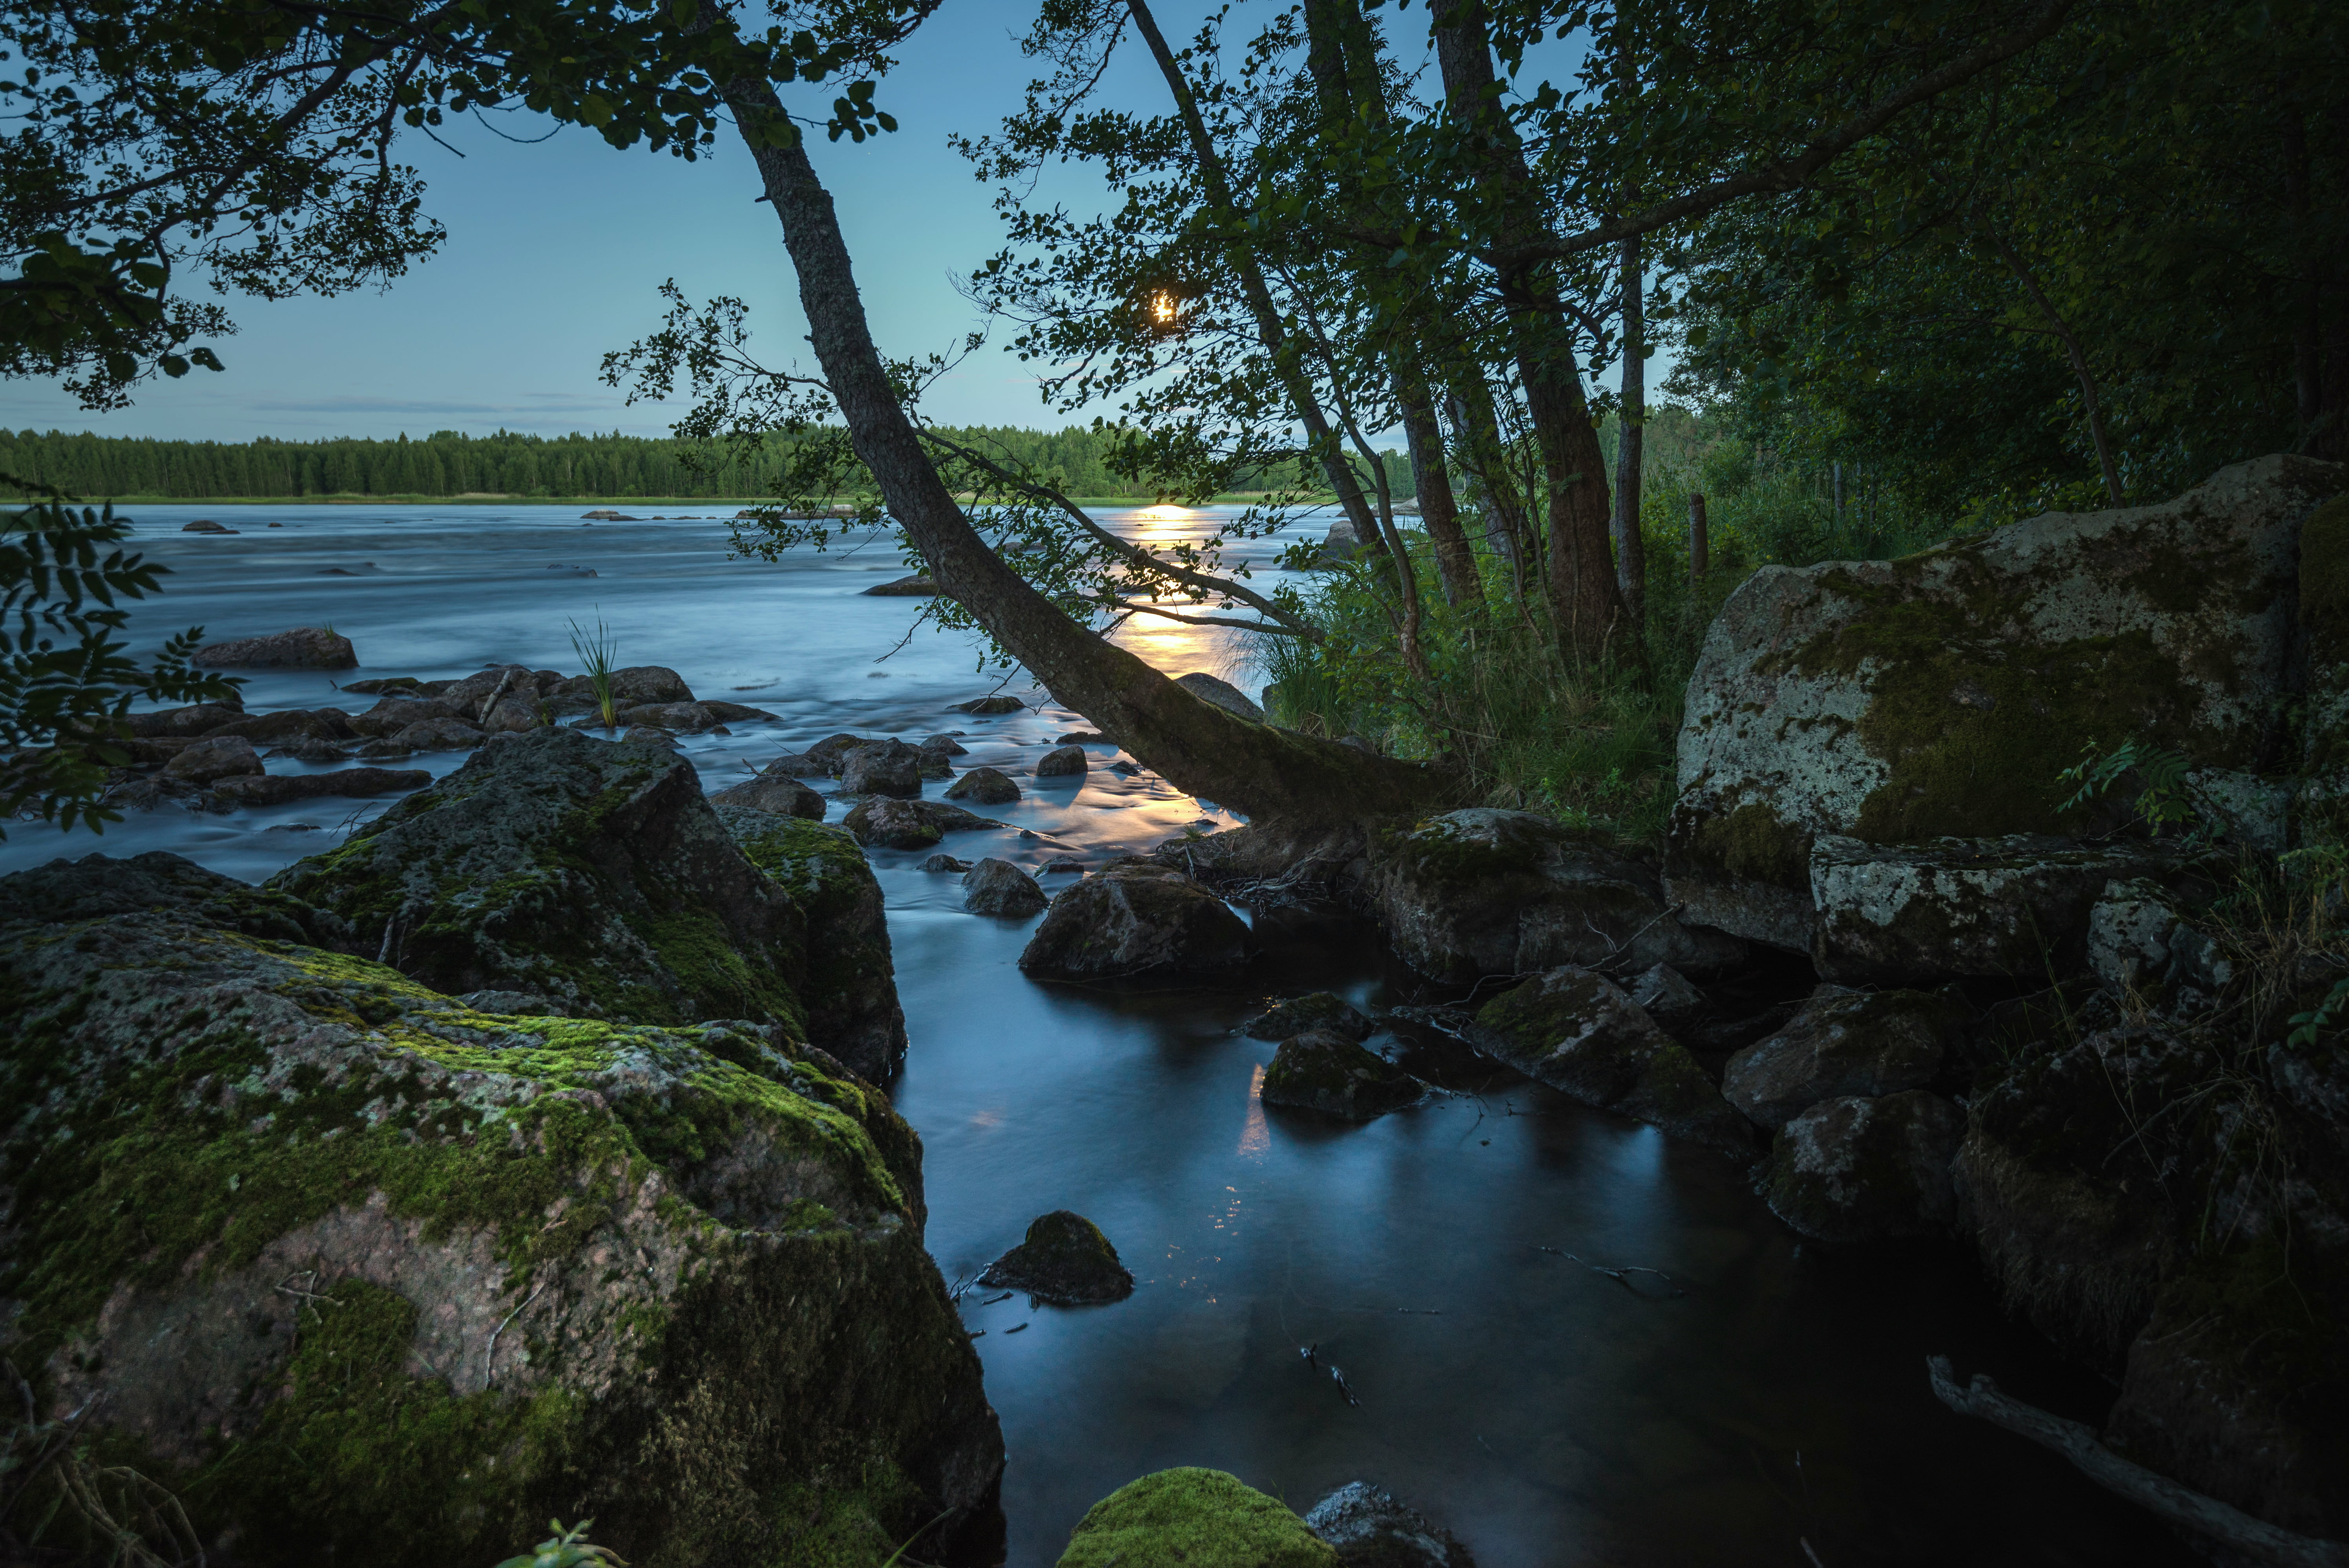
<box><xmin>1396</xmin><ymin>372</ymin><xmax>1481</xmax><ymax>604</ymax></box>
<box><xmin>1612</xmin><ymin>16</ymin><xmax>1647</xmax><ymax>622</ymax></box>
<box><xmin>1688</xmin><ymin>491</ymin><xmax>1709</xmax><ymax>581</ymax></box>
<box><xmin>1432</xmin><ymin>0</ymin><xmax>1634</xmax><ymax>663</ymax></box>
<box><xmin>723</xmin><ymin>88</ymin><xmax>1445</xmax><ymax>823</ymax></box>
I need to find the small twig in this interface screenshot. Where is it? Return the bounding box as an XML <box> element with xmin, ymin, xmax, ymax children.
<box><xmin>1329</xmin><ymin>1365</ymin><xmax>1360</xmax><ymax>1408</ymax></box>
<box><xmin>484</xmin><ymin>1285</ymin><xmax>544</xmax><ymax>1389</ymax></box>
<box><xmin>1535</xmin><ymin>1247</ymin><xmax>1690</xmax><ymax>1298</ymax></box>
<box><xmin>1801</xmin><ymin>1539</ymin><xmax>1827</xmax><ymax>1568</ymax></box>
<box><xmin>1004</xmin><ymin>1322</ymin><xmax>1028</xmax><ymax>1335</ymax></box>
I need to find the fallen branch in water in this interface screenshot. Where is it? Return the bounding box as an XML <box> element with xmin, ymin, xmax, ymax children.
<box><xmin>1925</xmin><ymin>1356</ymin><xmax>2349</xmax><ymax>1568</ymax></box>
<box><xmin>1537</xmin><ymin>1247</ymin><xmax>1690</xmax><ymax>1298</ymax></box>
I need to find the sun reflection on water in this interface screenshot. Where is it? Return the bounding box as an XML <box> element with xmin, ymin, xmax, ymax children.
<box><xmin>1237</xmin><ymin>1062</ymin><xmax>1268</xmax><ymax>1161</ymax></box>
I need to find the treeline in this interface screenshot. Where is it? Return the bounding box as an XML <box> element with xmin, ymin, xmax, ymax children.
<box><xmin>0</xmin><ymin>425</ymin><xmax>1189</xmax><ymax>500</ymax></box>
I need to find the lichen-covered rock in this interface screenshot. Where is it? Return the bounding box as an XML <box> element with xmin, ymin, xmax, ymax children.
<box><xmin>979</xmin><ymin>1211</ymin><xmax>1133</xmax><ymax>1304</ymax></box>
<box><xmin>1303</xmin><ymin>1482</ymin><xmax>1476</xmax><ymax>1568</ymax></box>
<box><xmin>962</xmin><ymin>858</ymin><xmax>1046</xmax><ymax>918</ymax></box>
<box><xmin>1034</xmin><ymin>745</ymin><xmax>1089</xmax><ymax>778</ymax></box>
<box><xmin>190</xmin><ymin>626</ymin><xmax>357</xmax><ymax>668</ymax></box>
<box><xmin>1670</xmin><ymin>456</ymin><xmax>2346</xmax><ymax>948</ymax></box>
<box><xmin>1765</xmin><ymin>1091</ymin><xmax>1965</xmax><ymax>1243</ymax></box>
<box><xmin>839</xmin><ymin>739</ymin><xmax>924</xmax><ymax>798</ymax></box>
<box><xmin>1059</xmin><ymin>1469</ymin><xmax>1336</xmax><ymax>1568</ymax></box>
<box><xmin>162</xmin><ymin>734</ymin><xmax>263</xmax><ymax>784</ymax></box>
<box><xmin>1018</xmin><ymin>861</ymin><xmax>1255</xmax><ymax>977</ymax></box>
<box><xmin>1366</xmin><ymin>810</ymin><xmax>1744</xmax><ymax>986</ymax></box>
<box><xmin>0</xmin><ymin>890</ymin><xmax>1001</xmax><ymax>1568</ymax></box>
<box><xmin>1261</xmin><ymin>1028</ymin><xmax>1421</xmax><ymax>1119</ymax></box>
<box><xmin>719</xmin><ymin>810</ymin><xmax>907</xmax><ymax>1082</ymax></box>
<box><xmin>1810</xmin><ymin>833</ymin><xmax>2179</xmax><ymax>984</ymax></box>
<box><xmin>1176</xmin><ymin>672</ymin><xmax>1265</xmax><ymax>722</ymax></box>
<box><xmin>1245</xmin><ymin>991</ymin><xmax>1373</xmax><ymax>1042</ymax></box>
<box><xmin>1471</xmin><ymin>968</ymin><xmax>1753</xmax><ymax>1152</ymax></box>
<box><xmin>2086</xmin><ymin>878</ymin><xmax>2183</xmax><ymax>993</ymax></box>
<box><xmin>1723</xmin><ymin>986</ymin><xmax>1954</xmax><ymax>1131</ymax></box>
<box><xmin>270</xmin><ymin>728</ymin><xmax>807</xmax><ymax>1034</ymax></box>
<box><xmin>944</xmin><ymin>766</ymin><xmax>1020</xmax><ymax>805</ymax></box>
<box><xmin>707</xmin><ymin>771</ymin><xmax>827</xmax><ymax>820</ymax></box>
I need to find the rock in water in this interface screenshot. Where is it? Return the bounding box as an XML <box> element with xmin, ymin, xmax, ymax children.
<box><xmin>1059</xmin><ymin>1469</ymin><xmax>1336</xmax><ymax>1568</ymax></box>
<box><xmin>963</xmin><ymin>858</ymin><xmax>1047</xmax><ymax>917</ymax></box>
<box><xmin>922</xmin><ymin>853</ymin><xmax>970</xmax><ymax>873</ymax></box>
<box><xmin>123</xmin><ymin>701</ymin><xmax>245</xmax><ymax>737</ymax></box>
<box><xmin>951</xmin><ymin>695</ymin><xmax>1026</xmax><ymax>715</ymax></box>
<box><xmin>921</xmin><ymin>733</ymin><xmax>969</xmax><ymax>756</ymax></box>
<box><xmin>548</xmin><ymin>665</ymin><xmax>693</xmax><ymax>706</ymax></box>
<box><xmin>707</xmin><ymin>771</ymin><xmax>827</xmax><ymax>820</ymax></box>
<box><xmin>1304</xmin><ymin>1482</ymin><xmax>1477</xmax><ymax>1567</ymax></box>
<box><xmin>1367</xmin><ymin>809</ymin><xmax>1743</xmax><ymax>985</ymax></box>
<box><xmin>945</xmin><ymin>766</ymin><xmax>1021</xmax><ymax>805</ymax></box>
<box><xmin>1019</xmin><ymin>861</ymin><xmax>1255</xmax><ymax>977</ymax></box>
<box><xmin>361</xmin><ymin>716</ymin><xmax>485</xmax><ymax>756</ymax></box>
<box><xmin>841</xmin><ymin>796</ymin><xmax>1007</xmax><ymax>851</ymax></box>
<box><xmin>213</xmin><ymin>768</ymin><xmax>430</xmax><ymax>807</ymax></box>
<box><xmin>1261</xmin><ymin>1029</ymin><xmax>1422</xmax><ymax>1120</ymax></box>
<box><xmin>270</xmin><ymin>728</ymin><xmax>807</xmax><ymax>1031</ymax></box>
<box><xmin>199</xmin><ymin>707</ymin><xmax>360</xmax><ymax>744</ymax></box>
<box><xmin>716</xmin><ymin>810</ymin><xmax>908</xmax><ymax>1081</ymax></box>
<box><xmin>161</xmin><ymin>734</ymin><xmax>263</xmax><ymax>784</ymax></box>
<box><xmin>1473</xmin><ymin>968</ymin><xmax>1752</xmax><ymax>1152</ymax></box>
<box><xmin>981</xmin><ymin>1210</ymin><xmax>1134</xmax><ymax>1304</ymax></box>
<box><xmin>1034</xmin><ymin>744</ymin><xmax>1089</xmax><ymax>778</ymax></box>
<box><xmin>0</xmin><ymin>873</ymin><xmax>1000</xmax><ymax>1566</ymax></box>
<box><xmin>1245</xmin><ymin>992</ymin><xmax>1374</xmax><ymax>1042</ymax></box>
<box><xmin>839</xmin><ymin>738</ymin><xmax>925</xmax><ymax>798</ymax></box>
<box><xmin>1723</xmin><ymin>986</ymin><xmax>1956</xmax><ymax>1131</ymax></box>
<box><xmin>1764</xmin><ymin>1090</ymin><xmax>1965</xmax><ymax>1243</ymax></box>
<box><xmin>1176</xmin><ymin>672</ymin><xmax>1265</xmax><ymax>722</ymax></box>
<box><xmin>190</xmin><ymin>626</ymin><xmax>358</xmax><ymax>668</ymax></box>
<box><xmin>863</xmin><ymin>574</ymin><xmax>940</xmax><ymax>595</ymax></box>
<box><xmin>1668</xmin><ymin>455</ymin><xmax>2345</xmax><ymax>949</ymax></box>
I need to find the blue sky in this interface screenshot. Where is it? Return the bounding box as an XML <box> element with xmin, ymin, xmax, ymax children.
<box><xmin>4</xmin><ymin>5</ymin><xmax>1444</xmax><ymax>444</ymax></box>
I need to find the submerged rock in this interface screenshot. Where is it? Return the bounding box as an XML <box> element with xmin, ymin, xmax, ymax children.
<box><xmin>1019</xmin><ymin>861</ymin><xmax>1256</xmax><ymax>977</ymax></box>
<box><xmin>1176</xmin><ymin>672</ymin><xmax>1265</xmax><ymax>722</ymax></box>
<box><xmin>1668</xmin><ymin>455</ymin><xmax>2343</xmax><ymax>949</ymax></box>
<box><xmin>707</xmin><ymin>771</ymin><xmax>826</xmax><ymax>820</ymax></box>
<box><xmin>717</xmin><ymin>810</ymin><xmax>907</xmax><ymax>1081</ymax></box>
<box><xmin>1034</xmin><ymin>744</ymin><xmax>1089</xmax><ymax>778</ymax></box>
<box><xmin>963</xmin><ymin>858</ymin><xmax>1047</xmax><ymax>917</ymax></box>
<box><xmin>1764</xmin><ymin>1090</ymin><xmax>1965</xmax><ymax>1243</ymax></box>
<box><xmin>945</xmin><ymin>766</ymin><xmax>1021</xmax><ymax>805</ymax></box>
<box><xmin>1060</xmin><ymin>1469</ymin><xmax>1335</xmax><ymax>1568</ymax></box>
<box><xmin>1261</xmin><ymin>1028</ymin><xmax>1421</xmax><ymax>1120</ymax></box>
<box><xmin>162</xmin><ymin>733</ymin><xmax>262</xmax><ymax>784</ymax></box>
<box><xmin>0</xmin><ymin>879</ymin><xmax>1000</xmax><ymax>1566</ymax></box>
<box><xmin>1723</xmin><ymin>986</ymin><xmax>1955</xmax><ymax>1132</ymax></box>
<box><xmin>191</xmin><ymin>625</ymin><xmax>356</xmax><ymax>668</ymax></box>
<box><xmin>1472</xmin><ymin>968</ymin><xmax>1752</xmax><ymax>1152</ymax></box>
<box><xmin>1304</xmin><ymin>1482</ymin><xmax>1477</xmax><ymax>1568</ymax></box>
<box><xmin>839</xmin><ymin>738</ymin><xmax>925</xmax><ymax>798</ymax></box>
<box><xmin>980</xmin><ymin>1210</ymin><xmax>1134</xmax><ymax>1304</ymax></box>
<box><xmin>1810</xmin><ymin>833</ymin><xmax>2178</xmax><ymax>984</ymax></box>
<box><xmin>1366</xmin><ymin>809</ymin><xmax>1743</xmax><ymax>986</ymax></box>
<box><xmin>1245</xmin><ymin>992</ymin><xmax>1374</xmax><ymax>1042</ymax></box>
<box><xmin>270</xmin><ymin>728</ymin><xmax>806</xmax><ymax>1031</ymax></box>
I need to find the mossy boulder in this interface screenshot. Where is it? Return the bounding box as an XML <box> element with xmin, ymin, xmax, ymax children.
<box><xmin>1670</xmin><ymin>455</ymin><xmax>2346</xmax><ymax>948</ymax></box>
<box><xmin>1365</xmin><ymin>809</ymin><xmax>1743</xmax><ymax>986</ymax></box>
<box><xmin>1809</xmin><ymin>833</ymin><xmax>2181</xmax><ymax>984</ymax></box>
<box><xmin>978</xmin><ymin>1211</ymin><xmax>1133</xmax><ymax>1304</ymax></box>
<box><xmin>1018</xmin><ymin>860</ymin><xmax>1256</xmax><ymax>978</ymax></box>
<box><xmin>1057</xmin><ymin>1468</ymin><xmax>1337</xmax><ymax>1568</ymax></box>
<box><xmin>269</xmin><ymin>729</ymin><xmax>805</xmax><ymax>1035</ymax></box>
<box><xmin>721</xmin><ymin>810</ymin><xmax>907</xmax><ymax>1082</ymax></box>
<box><xmin>1261</xmin><ymin>1028</ymin><xmax>1422</xmax><ymax>1120</ymax></box>
<box><xmin>1471</xmin><ymin>967</ymin><xmax>1753</xmax><ymax>1152</ymax></box>
<box><xmin>1723</xmin><ymin>985</ymin><xmax>1957</xmax><ymax>1131</ymax></box>
<box><xmin>2298</xmin><ymin>494</ymin><xmax>2349</xmax><ymax>843</ymax></box>
<box><xmin>1763</xmin><ymin>1090</ymin><xmax>1965</xmax><ymax>1243</ymax></box>
<box><xmin>1245</xmin><ymin>991</ymin><xmax>1373</xmax><ymax>1042</ymax></box>
<box><xmin>0</xmin><ymin>879</ymin><xmax>1001</xmax><ymax>1568</ymax></box>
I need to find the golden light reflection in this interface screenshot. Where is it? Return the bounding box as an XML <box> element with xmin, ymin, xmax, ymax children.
<box><xmin>1237</xmin><ymin>1062</ymin><xmax>1268</xmax><ymax>1160</ymax></box>
<box><xmin>1143</xmin><ymin>504</ymin><xmax>1192</xmax><ymax>522</ymax></box>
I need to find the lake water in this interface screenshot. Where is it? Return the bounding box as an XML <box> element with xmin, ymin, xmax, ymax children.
<box><xmin>5</xmin><ymin>503</ymin><xmax>2192</xmax><ymax>1567</ymax></box>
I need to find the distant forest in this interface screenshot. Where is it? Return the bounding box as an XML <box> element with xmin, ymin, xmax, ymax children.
<box><xmin>0</xmin><ymin>425</ymin><xmax>1397</xmax><ymax>500</ymax></box>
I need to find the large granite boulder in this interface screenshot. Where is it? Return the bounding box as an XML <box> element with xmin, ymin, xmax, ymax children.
<box><xmin>1670</xmin><ymin>455</ymin><xmax>2346</xmax><ymax>950</ymax></box>
<box><xmin>1471</xmin><ymin>967</ymin><xmax>1752</xmax><ymax>1152</ymax></box>
<box><xmin>1365</xmin><ymin>810</ymin><xmax>1743</xmax><ymax>985</ymax></box>
<box><xmin>270</xmin><ymin>728</ymin><xmax>806</xmax><ymax>1033</ymax></box>
<box><xmin>1809</xmin><ymin>833</ymin><xmax>2184</xmax><ymax>984</ymax></box>
<box><xmin>1304</xmin><ymin>1482</ymin><xmax>1477</xmax><ymax>1568</ymax></box>
<box><xmin>1059</xmin><ymin>1469</ymin><xmax>1336</xmax><ymax>1568</ymax></box>
<box><xmin>0</xmin><ymin>879</ymin><xmax>1001</xmax><ymax>1568</ymax></box>
<box><xmin>1018</xmin><ymin>861</ymin><xmax>1256</xmax><ymax>977</ymax></box>
<box><xmin>717</xmin><ymin>810</ymin><xmax>907</xmax><ymax>1082</ymax></box>
<box><xmin>1763</xmin><ymin>1090</ymin><xmax>1966</xmax><ymax>1243</ymax></box>
<box><xmin>1723</xmin><ymin>986</ymin><xmax>1957</xmax><ymax>1130</ymax></box>
<box><xmin>1261</xmin><ymin>1028</ymin><xmax>1422</xmax><ymax>1120</ymax></box>
<box><xmin>190</xmin><ymin>626</ymin><xmax>357</xmax><ymax>669</ymax></box>
<box><xmin>979</xmin><ymin>1211</ymin><xmax>1133</xmax><ymax>1304</ymax></box>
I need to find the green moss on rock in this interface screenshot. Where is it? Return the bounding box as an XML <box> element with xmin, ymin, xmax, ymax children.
<box><xmin>719</xmin><ymin>810</ymin><xmax>906</xmax><ymax>1080</ymax></box>
<box><xmin>1057</xmin><ymin>1469</ymin><xmax>1338</xmax><ymax>1568</ymax></box>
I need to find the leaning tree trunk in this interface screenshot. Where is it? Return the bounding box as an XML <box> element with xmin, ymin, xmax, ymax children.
<box><xmin>723</xmin><ymin>89</ymin><xmax>1446</xmax><ymax>822</ymax></box>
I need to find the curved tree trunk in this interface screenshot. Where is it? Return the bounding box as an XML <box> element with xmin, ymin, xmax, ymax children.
<box><xmin>723</xmin><ymin>88</ymin><xmax>1447</xmax><ymax>823</ymax></box>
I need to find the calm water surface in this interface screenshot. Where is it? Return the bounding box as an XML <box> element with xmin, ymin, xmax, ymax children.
<box><xmin>4</xmin><ymin>504</ymin><xmax>2190</xmax><ymax>1567</ymax></box>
